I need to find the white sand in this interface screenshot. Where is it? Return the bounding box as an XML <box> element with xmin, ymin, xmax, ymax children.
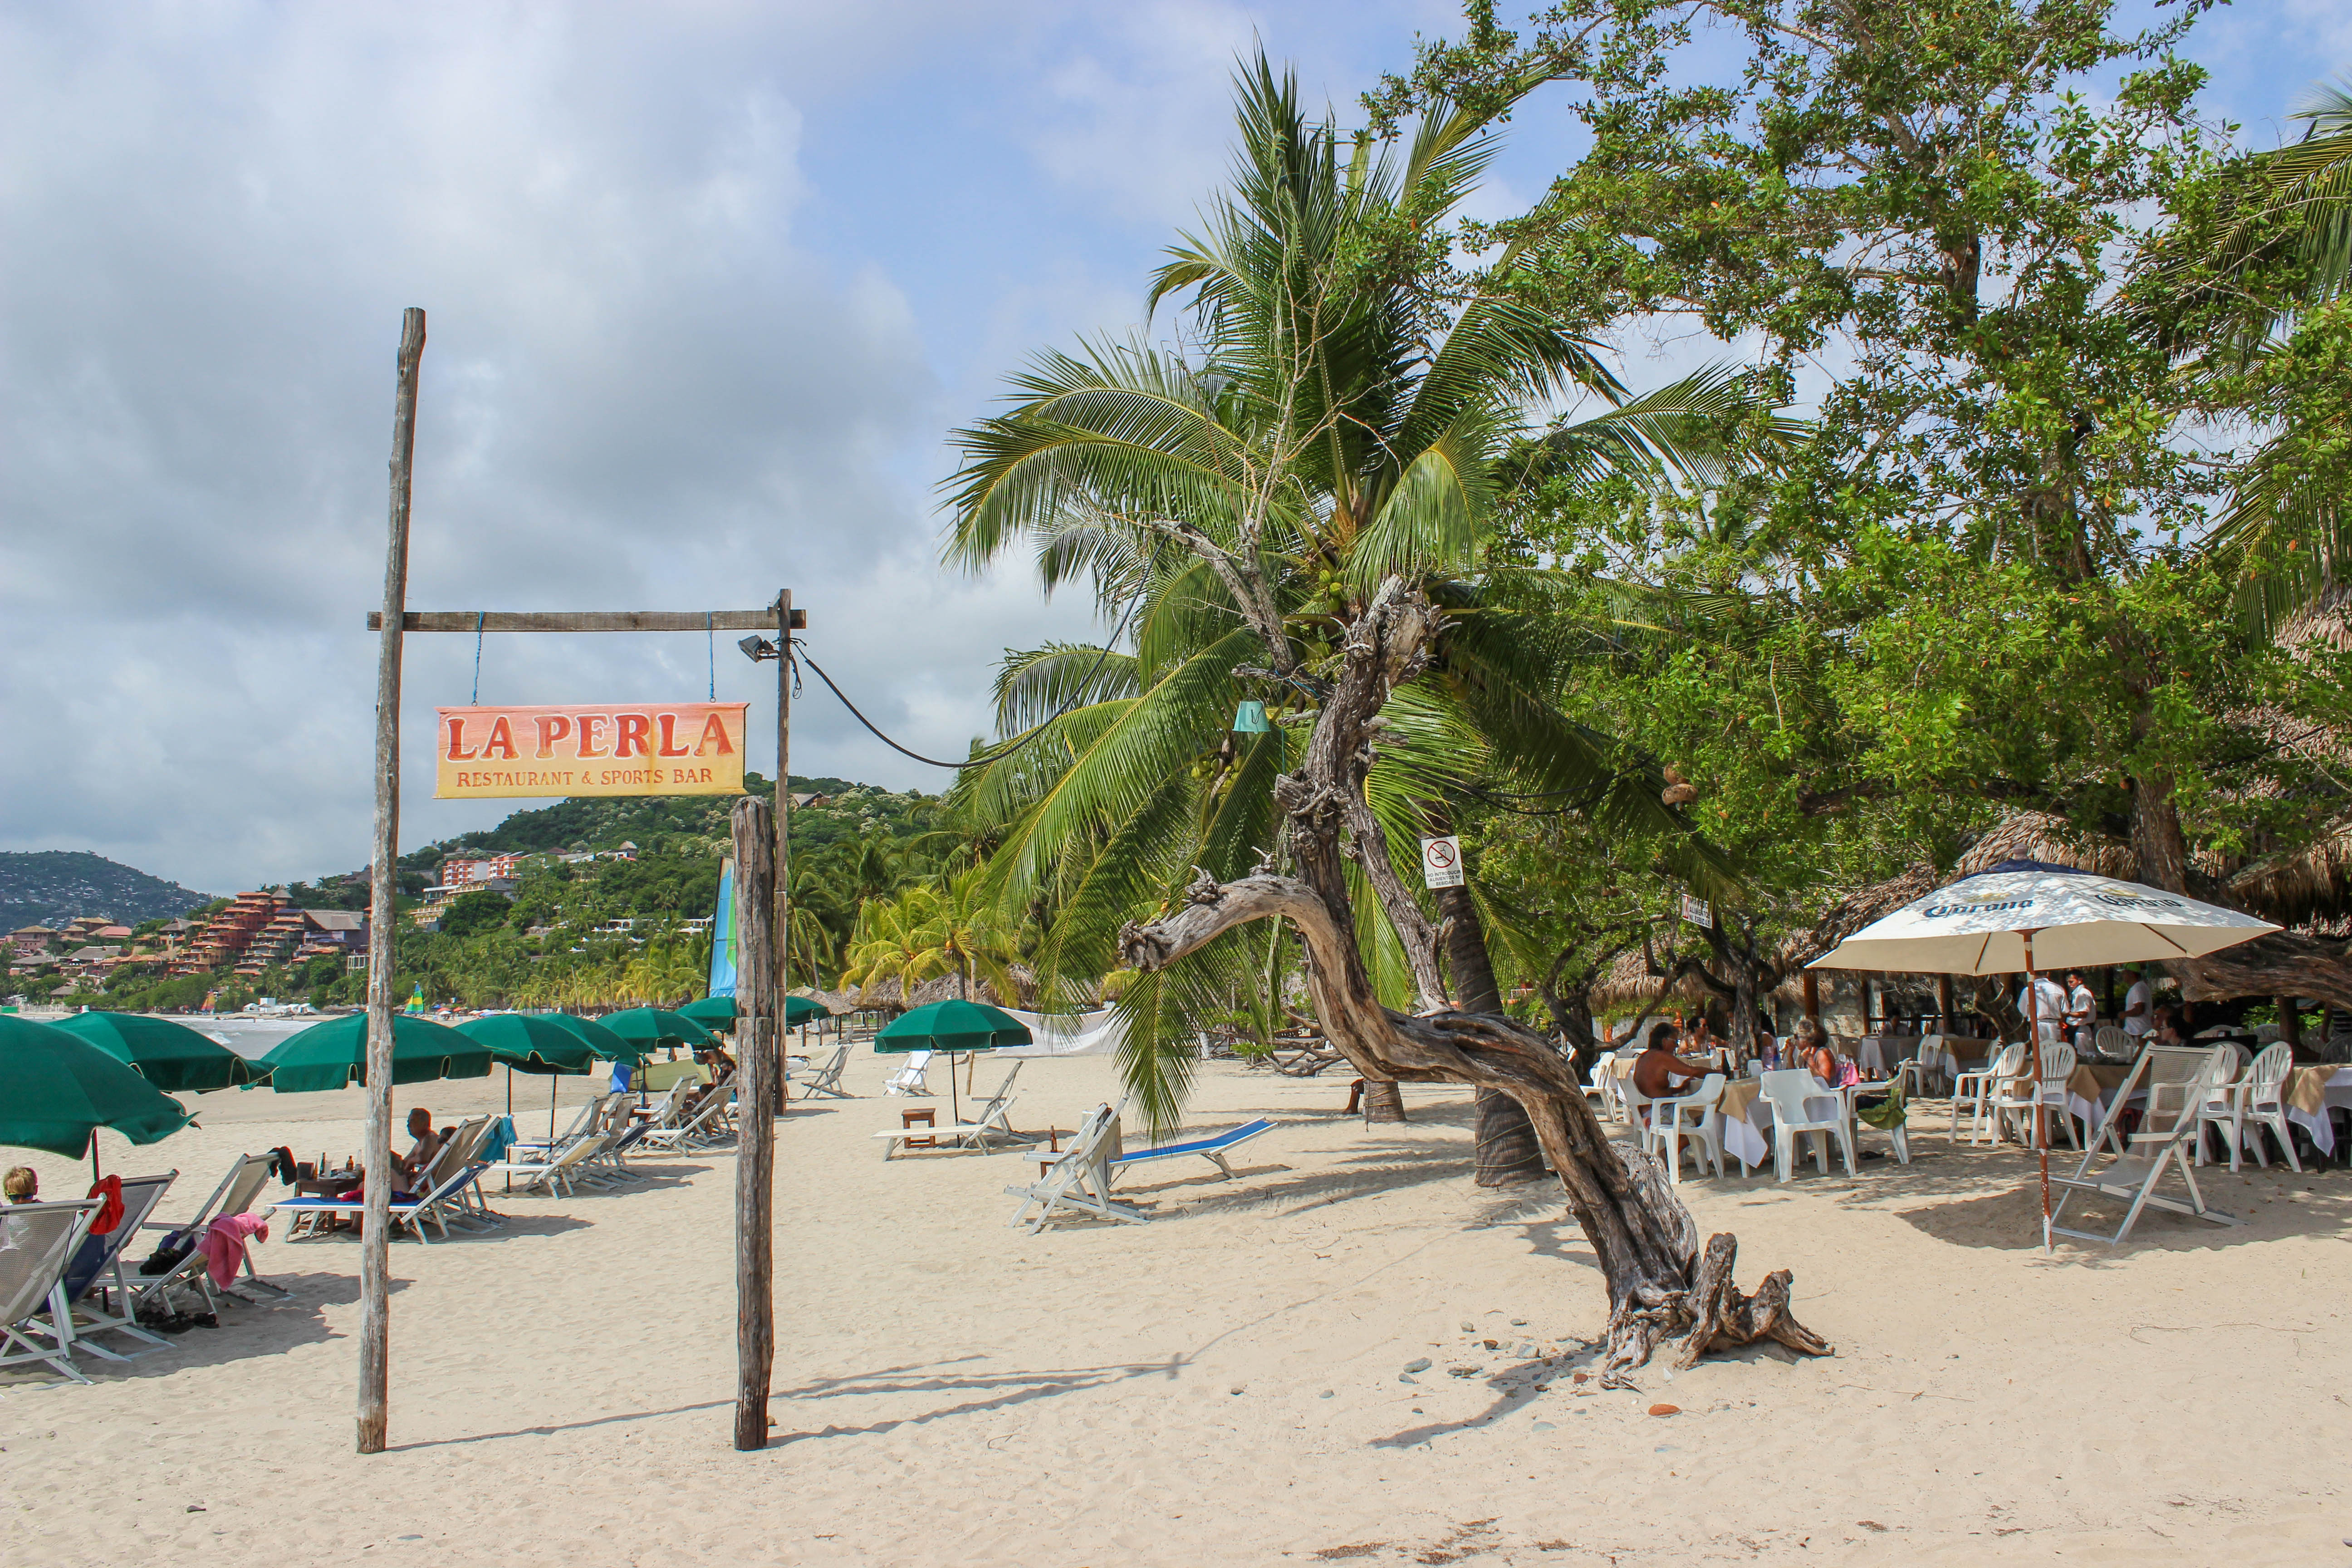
<box><xmin>4</xmin><ymin>1053</ymin><xmax>2347</xmax><ymax>1565</ymax></box>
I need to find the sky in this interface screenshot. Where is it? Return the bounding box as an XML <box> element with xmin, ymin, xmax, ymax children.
<box><xmin>1</xmin><ymin>0</ymin><xmax>2342</xmax><ymax>896</ymax></box>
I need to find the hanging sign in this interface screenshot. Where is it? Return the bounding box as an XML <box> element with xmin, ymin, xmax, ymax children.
<box><xmin>1680</xmin><ymin>894</ymin><xmax>1714</xmax><ymax>929</ymax></box>
<box><xmin>433</xmin><ymin>702</ymin><xmax>748</xmax><ymax>799</ymax></box>
<box><xmin>1419</xmin><ymin>835</ymin><xmax>1465</xmax><ymax>889</ymax></box>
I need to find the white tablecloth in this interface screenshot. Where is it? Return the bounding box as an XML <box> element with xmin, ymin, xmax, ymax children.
<box><xmin>1716</xmin><ymin>1076</ymin><xmax>1843</xmax><ymax>1171</ymax></box>
<box><xmin>2286</xmin><ymin>1066</ymin><xmax>2352</xmax><ymax>1156</ymax></box>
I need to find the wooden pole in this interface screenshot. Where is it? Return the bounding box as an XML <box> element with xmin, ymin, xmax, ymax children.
<box><xmin>1801</xmin><ymin>968</ymin><xmax>1820</xmax><ymax>1027</ymax></box>
<box><xmin>2024</xmin><ymin>931</ymin><xmax>2051</xmax><ymax>1254</ymax></box>
<box><xmin>358</xmin><ymin>306</ymin><xmax>424</xmax><ymax>1455</ymax></box>
<box><xmin>774</xmin><ymin>590</ymin><xmax>793</xmax><ymax>1121</ymax></box>
<box><xmin>731</xmin><ymin>793</ymin><xmax>777</xmax><ymax>1450</ymax></box>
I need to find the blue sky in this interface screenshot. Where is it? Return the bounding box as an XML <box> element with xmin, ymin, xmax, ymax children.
<box><xmin>0</xmin><ymin>0</ymin><xmax>2342</xmax><ymax>893</ymax></box>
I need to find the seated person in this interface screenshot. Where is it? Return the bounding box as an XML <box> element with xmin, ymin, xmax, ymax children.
<box><xmin>3</xmin><ymin>1167</ymin><xmax>35</xmax><ymax>1204</ymax></box>
<box><xmin>336</xmin><ymin>1108</ymin><xmax>441</xmax><ymax>1209</ymax></box>
<box><xmin>1790</xmin><ymin>1019</ymin><xmax>1857</xmax><ymax>1088</ymax></box>
<box><xmin>1631</xmin><ymin>1022</ymin><xmax>1717</xmax><ymax>1115</ymax></box>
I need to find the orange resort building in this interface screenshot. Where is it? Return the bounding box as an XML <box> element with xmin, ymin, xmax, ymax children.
<box><xmin>172</xmin><ymin>897</ymin><xmax>369</xmax><ymax>977</ymax></box>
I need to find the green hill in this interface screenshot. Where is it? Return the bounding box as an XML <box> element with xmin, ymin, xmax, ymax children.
<box><xmin>0</xmin><ymin>851</ymin><xmax>212</xmax><ymax>930</ymax></box>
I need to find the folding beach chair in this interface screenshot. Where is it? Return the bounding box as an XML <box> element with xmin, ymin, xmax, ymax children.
<box><xmin>789</xmin><ymin>1045</ymin><xmax>852</xmax><ymax>1100</ymax></box>
<box><xmin>0</xmin><ymin>1200</ymin><xmax>105</xmax><ymax>1384</ymax></box>
<box><xmin>2049</xmin><ymin>1045</ymin><xmax>2241</xmax><ymax>1248</ymax></box>
<box><xmin>43</xmin><ymin>1172</ymin><xmax>179</xmax><ymax>1360</ymax></box>
<box><xmin>883</xmin><ymin>1050</ymin><xmax>935</xmax><ymax>1097</ymax></box>
<box><xmin>486</xmin><ymin>1132</ymin><xmax>612</xmax><ymax>1197</ymax></box>
<box><xmin>274</xmin><ymin>1163</ymin><xmax>491</xmax><ymax>1245</ymax></box>
<box><xmin>1109</xmin><ymin>1117</ymin><xmax>1277</xmax><ymax>1186</ymax></box>
<box><xmin>134</xmin><ymin>1153</ymin><xmax>286</xmax><ymax>1315</ymax></box>
<box><xmin>636</xmin><ymin>1092</ymin><xmax>737</xmax><ymax>1155</ymax></box>
<box><xmin>1003</xmin><ymin>1105</ymin><xmax>1145</xmax><ymax>1231</ymax></box>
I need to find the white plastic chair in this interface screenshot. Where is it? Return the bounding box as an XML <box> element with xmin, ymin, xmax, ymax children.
<box><xmin>1758</xmin><ymin>1069</ymin><xmax>1854</xmax><ymax>1180</ymax></box>
<box><xmin>2199</xmin><ymin>1041</ymin><xmax>2300</xmax><ymax>1172</ymax></box>
<box><xmin>1951</xmin><ymin>1042</ymin><xmax>2024</xmax><ymax>1144</ymax></box>
<box><xmin>1995</xmin><ymin>1040</ymin><xmax>2082</xmax><ymax>1149</ymax></box>
<box><xmin>2092</xmin><ymin>1024</ymin><xmax>2134</xmax><ymax>1063</ymax></box>
<box><xmin>1645</xmin><ymin>1073</ymin><xmax>1725</xmax><ymax>1185</ymax></box>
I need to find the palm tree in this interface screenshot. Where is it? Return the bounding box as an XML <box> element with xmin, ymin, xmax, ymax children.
<box><xmin>942</xmin><ymin>55</ymin><xmax>1819</xmax><ymax>1375</ymax></box>
<box><xmin>2151</xmin><ymin>81</ymin><xmax>2352</xmax><ymax>628</ymax></box>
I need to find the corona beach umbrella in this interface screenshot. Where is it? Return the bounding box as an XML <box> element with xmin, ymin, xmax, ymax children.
<box><xmin>0</xmin><ymin>1014</ymin><xmax>193</xmax><ymax>1162</ymax></box>
<box><xmin>255</xmin><ymin>1013</ymin><xmax>494</xmax><ymax>1093</ymax></box>
<box><xmin>1809</xmin><ymin>858</ymin><xmax>2276</xmax><ymax>1249</ymax></box>
<box><xmin>874</xmin><ymin>999</ymin><xmax>1032</xmax><ymax>1124</ymax></box>
<box><xmin>52</xmin><ymin>1011</ymin><xmax>262</xmax><ymax>1093</ymax></box>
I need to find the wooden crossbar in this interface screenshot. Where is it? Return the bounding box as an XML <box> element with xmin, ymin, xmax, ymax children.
<box><xmin>366</xmin><ymin>608</ymin><xmax>804</xmax><ymax>632</ymax></box>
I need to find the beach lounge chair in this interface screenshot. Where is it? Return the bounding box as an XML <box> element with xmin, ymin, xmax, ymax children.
<box><xmin>789</xmin><ymin>1045</ymin><xmax>852</xmax><ymax>1099</ymax></box>
<box><xmin>1003</xmin><ymin>1105</ymin><xmax>1145</xmax><ymax>1231</ymax></box>
<box><xmin>1759</xmin><ymin>1069</ymin><xmax>1854</xmax><ymax>1181</ymax></box>
<box><xmin>636</xmin><ymin>1092</ymin><xmax>737</xmax><ymax>1155</ymax></box>
<box><xmin>872</xmin><ymin>1089</ymin><xmax>1038</xmax><ymax>1160</ymax></box>
<box><xmin>487</xmin><ymin>1132</ymin><xmax>612</xmax><ymax>1197</ymax></box>
<box><xmin>1109</xmin><ymin>1117</ymin><xmax>1277</xmax><ymax>1186</ymax></box>
<box><xmin>42</xmin><ymin>1172</ymin><xmax>179</xmax><ymax>1360</ymax></box>
<box><xmin>1</xmin><ymin>1200</ymin><xmax>106</xmax><ymax>1384</ymax></box>
<box><xmin>274</xmin><ymin>1163</ymin><xmax>491</xmax><ymax>1245</ymax></box>
<box><xmin>133</xmin><ymin>1153</ymin><xmax>286</xmax><ymax>1315</ymax></box>
<box><xmin>883</xmin><ymin>1050</ymin><xmax>934</xmax><ymax>1097</ymax></box>
<box><xmin>2049</xmin><ymin>1044</ymin><xmax>2242</xmax><ymax>1248</ymax></box>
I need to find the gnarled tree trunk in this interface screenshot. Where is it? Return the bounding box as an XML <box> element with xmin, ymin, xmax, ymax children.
<box><xmin>1127</xmin><ymin>578</ymin><xmax>1828</xmax><ymax>1378</ymax></box>
<box><xmin>1437</xmin><ymin>882</ymin><xmax>1547</xmax><ymax>1187</ymax></box>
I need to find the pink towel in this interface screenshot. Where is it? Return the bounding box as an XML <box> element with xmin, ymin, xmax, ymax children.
<box><xmin>201</xmin><ymin>1212</ymin><xmax>270</xmax><ymax>1288</ymax></box>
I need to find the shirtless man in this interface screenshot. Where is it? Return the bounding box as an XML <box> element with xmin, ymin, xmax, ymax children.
<box><xmin>1632</xmin><ymin>1022</ymin><xmax>1716</xmax><ymax>1104</ymax></box>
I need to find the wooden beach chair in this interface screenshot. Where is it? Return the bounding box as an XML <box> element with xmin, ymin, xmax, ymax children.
<box><xmin>2049</xmin><ymin>1045</ymin><xmax>2242</xmax><ymax>1248</ymax></box>
<box><xmin>1109</xmin><ymin>1117</ymin><xmax>1277</xmax><ymax>1186</ymax></box>
<box><xmin>0</xmin><ymin>1200</ymin><xmax>106</xmax><ymax>1384</ymax></box>
<box><xmin>789</xmin><ymin>1045</ymin><xmax>852</xmax><ymax>1099</ymax></box>
<box><xmin>1003</xmin><ymin>1105</ymin><xmax>1145</xmax><ymax>1231</ymax></box>
<box><xmin>883</xmin><ymin>1050</ymin><xmax>935</xmax><ymax>1097</ymax></box>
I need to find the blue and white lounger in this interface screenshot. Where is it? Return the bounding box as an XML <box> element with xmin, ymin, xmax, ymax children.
<box><xmin>1109</xmin><ymin>1117</ymin><xmax>1277</xmax><ymax>1186</ymax></box>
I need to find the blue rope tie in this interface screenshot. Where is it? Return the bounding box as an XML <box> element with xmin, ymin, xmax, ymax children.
<box><xmin>471</xmin><ymin>611</ymin><xmax>485</xmax><ymax>704</ymax></box>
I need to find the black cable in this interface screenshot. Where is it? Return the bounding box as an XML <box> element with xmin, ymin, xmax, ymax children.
<box><xmin>792</xmin><ymin>591</ymin><xmax>1148</xmax><ymax>771</ymax></box>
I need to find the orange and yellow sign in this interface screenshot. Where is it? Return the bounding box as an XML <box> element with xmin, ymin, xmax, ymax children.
<box><xmin>433</xmin><ymin>703</ymin><xmax>748</xmax><ymax>799</ymax></box>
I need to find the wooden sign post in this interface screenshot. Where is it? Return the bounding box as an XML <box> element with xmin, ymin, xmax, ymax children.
<box><xmin>730</xmin><ymin>794</ymin><xmax>777</xmax><ymax>1448</ymax></box>
<box><xmin>358</xmin><ymin>306</ymin><xmax>425</xmax><ymax>1456</ymax></box>
<box><xmin>351</xmin><ymin>312</ymin><xmax>799</xmax><ymax>1455</ymax></box>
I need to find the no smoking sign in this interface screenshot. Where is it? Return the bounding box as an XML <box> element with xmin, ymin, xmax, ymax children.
<box><xmin>1419</xmin><ymin>834</ymin><xmax>1465</xmax><ymax>889</ymax></box>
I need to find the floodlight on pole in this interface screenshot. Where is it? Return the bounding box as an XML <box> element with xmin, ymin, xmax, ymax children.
<box><xmin>739</xmin><ymin>635</ymin><xmax>779</xmax><ymax>663</ymax></box>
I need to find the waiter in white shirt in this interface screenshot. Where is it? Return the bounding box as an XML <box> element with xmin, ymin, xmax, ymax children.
<box><xmin>2018</xmin><ymin>974</ymin><xmax>2068</xmax><ymax>1044</ymax></box>
<box><xmin>2064</xmin><ymin>971</ymin><xmax>2097</xmax><ymax>1048</ymax></box>
<box><xmin>2120</xmin><ymin>967</ymin><xmax>2153</xmax><ymax>1037</ymax></box>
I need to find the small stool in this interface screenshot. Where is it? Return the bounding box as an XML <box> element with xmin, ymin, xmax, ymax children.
<box><xmin>900</xmin><ymin>1108</ymin><xmax>938</xmax><ymax>1149</ymax></box>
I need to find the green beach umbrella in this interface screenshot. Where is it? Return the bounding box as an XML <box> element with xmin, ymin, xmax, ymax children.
<box><xmin>601</xmin><ymin>1007</ymin><xmax>718</xmax><ymax>1051</ymax></box>
<box><xmin>52</xmin><ymin>1011</ymin><xmax>261</xmax><ymax>1093</ymax></box>
<box><xmin>457</xmin><ymin>1012</ymin><xmax>641</xmax><ymax>1142</ymax></box>
<box><xmin>678</xmin><ymin>995</ymin><xmax>831</xmax><ymax>1030</ymax></box>
<box><xmin>256</xmin><ymin>1013</ymin><xmax>494</xmax><ymax>1093</ymax></box>
<box><xmin>875</xmin><ymin>999</ymin><xmax>1031</xmax><ymax>1124</ymax></box>
<box><xmin>0</xmin><ymin>1013</ymin><xmax>193</xmax><ymax>1161</ymax></box>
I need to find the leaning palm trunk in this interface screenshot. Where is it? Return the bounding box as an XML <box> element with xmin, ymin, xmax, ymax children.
<box><xmin>1117</xmin><ymin>580</ymin><xmax>1828</xmax><ymax>1377</ymax></box>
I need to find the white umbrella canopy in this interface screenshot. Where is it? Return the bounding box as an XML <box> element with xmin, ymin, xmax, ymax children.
<box><xmin>1807</xmin><ymin>860</ymin><xmax>2278</xmax><ymax>975</ymax></box>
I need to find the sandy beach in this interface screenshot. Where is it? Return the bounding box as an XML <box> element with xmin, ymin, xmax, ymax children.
<box><xmin>3</xmin><ymin>1049</ymin><xmax>2347</xmax><ymax>1567</ymax></box>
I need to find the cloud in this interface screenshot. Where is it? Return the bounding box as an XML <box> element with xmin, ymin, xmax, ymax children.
<box><xmin>0</xmin><ymin>1</ymin><xmax>1105</xmax><ymax>892</ymax></box>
